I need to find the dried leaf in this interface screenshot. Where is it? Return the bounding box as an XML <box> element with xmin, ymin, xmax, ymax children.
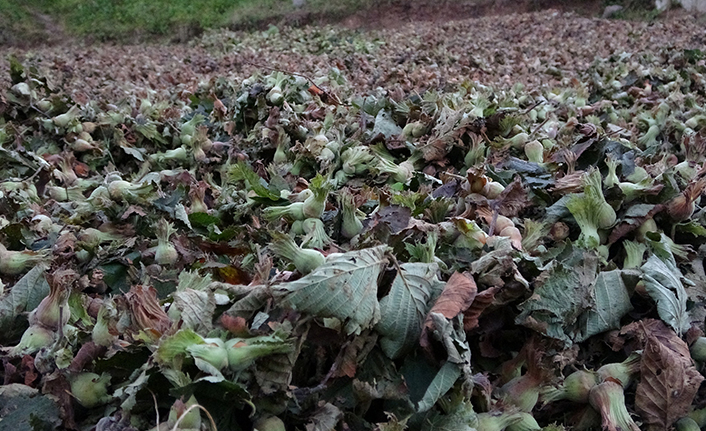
<box><xmin>463</xmin><ymin>286</ymin><xmax>500</xmax><ymax>331</ymax></box>
<box><xmin>125</xmin><ymin>285</ymin><xmax>171</xmax><ymax>335</ymax></box>
<box><xmin>305</xmin><ymin>403</ymin><xmax>343</xmax><ymax>431</ymax></box>
<box><xmin>635</xmin><ymin>333</ymin><xmax>704</xmax><ymax>430</ymax></box>
<box><xmin>421</xmin><ymin>271</ymin><xmax>477</xmax><ymax>346</ymax></box>
<box><xmin>334</xmin><ymin>331</ymin><xmax>378</xmax><ymax>378</ymax></box>
<box><xmin>493</xmin><ymin>177</ymin><xmax>529</xmax><ymax>218</ymax></box>
<box><xmin>368</xmin><ymin>205</ymin><xmax>412</xmax><ymax>235</ymax></box>
<box><xmin>426</xmin><ymin>271</ymin><xmax>477</xmax><ymax>320</ymax></box>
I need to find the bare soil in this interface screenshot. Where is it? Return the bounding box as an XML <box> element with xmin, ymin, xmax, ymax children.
<box><xmin>235</xmin><ymin>0</ymin><xmax>606</xmax><ymax>32</ymax></box>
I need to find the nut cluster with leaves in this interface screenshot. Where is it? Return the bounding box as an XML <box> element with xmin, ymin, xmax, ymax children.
<box><xmin>1</xmin><ymin>10</ymin><xmax>706</xmax><ymax>431</ymax></box>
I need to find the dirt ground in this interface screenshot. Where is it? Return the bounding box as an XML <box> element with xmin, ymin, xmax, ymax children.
<box><xmin>303</xmin><ymin>0</ymin><xmax>605</xmax><ymax>30</ymax></box>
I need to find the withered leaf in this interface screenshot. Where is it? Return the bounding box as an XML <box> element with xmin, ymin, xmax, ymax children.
<box><xmin>419</xmin><ymin>272</ymin><xmax>476</xmax><ymax>362</ymax></box>
<box><xmin>608</xmin><ymin>204</ymin><xmax>664</xmax><ymax>244</ymax></box>
<box><xmin>635</xmin><ymin>329</ymin><xmax>704</xmax><ymax>430</ymax></box>
<box><xmin>425</xmin><ymin>271</ymin><xmax>477</xmax><ymax>323</ymax></box>
<box><xmin>493</xmin><ymin>177</ymin><xmax>529</xmax><ymax>218</ymax></box>
<box><xmin>368</xmin><ymin>205</ymin><xmax>412</xmax><ymax>235</ymax></box>
<box><xmin>68</xmin><ymin>342</ymin><xmax>107</xmax><ymax>373</ymax></box>
<box><xmin>463</xmin><ymin>286</ymin><xmax>501</xmax><ymax>331</ymax></box>
<box><xmin>125</xmin><ymin>285</ymin><xmax>171</xmax><ymax>335</ymax></box>
<box><xmin>334</xmin><ymin>331</ymin><xmax>378</xmax><ymax>378</ymax></box>
<box><xmin>305</xmin><ymin>403</ymin><xmax>342</xmax><ymax>431</ymax></box>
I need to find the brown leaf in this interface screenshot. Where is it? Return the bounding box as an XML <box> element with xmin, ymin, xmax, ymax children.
<box><xmin>68</xmin><ymin>342</ymin><xmax>107</xmax><ymax>373</ymax></box>
<box><xmin>120</xmin><ymin>205</ymin><xmax>147</xmax><ymax>219</ymax></box>
<box><xmin>212</xmin><ymin>96</ymin><xmax>227</xmax><ymax>119</ymax></box>
<box><xmin>53</xmin><ymin>232</ymin><xmax>77</xmax><ymax>256</ymax></box>
<box><xmin>608</xmin><ymin>204</ymin><xmax>664</xmax><ymax>244</ymax></box>
<box><xmin>635</xmin><ymin>329</ymin><xmax>704</xmax><ymax>430</ymax></box>
<box><xmin>419</xmin><ymin>137</ymin><xmax>448</xmax><ymax>161</ymax></box>
<box><xmin>420</xmin><ymin>272</ymin><xmax>477</xmax><ymax>361</ymax></box>
<box><xmin>464</xmin><ymin>286</ymin><xmax>501</xmax><ymax>331</ymax></box>
<box><xmin>21</xmin><ymin>355</ymin><xmax>39</xmax><ymax>386</ymax></box>
<box><xmin>333</xmin><ymin>332</ymin><xmax>378</xmax><ymax>378</ymax></box>
<box><xmin>42</xmin><ymin>371</ymin><xmax>75</xmax><ymax>429</ymax></box>
<box><xmin>73</xmin><ymin>160</ymin><xmax>90</xmax><ymax>177</ymax></box>
<box><xmin>493</xmin><ymin>177</ymin><xmax>529</xmax><ymax>218</ymax></box>
<box><xmin>384</xmin><ymin>137</ymin><xmax>407</xmax><ymax>151</ymax></box>
<box><xmin>218</xmin><ymin>265</ymin><xmax>252</xmax><ymax>285</ymax></box>
<box><xmin>620</xmin><ymin>319</ymin><xmax>691</xmax><ymax>358</ymax></box>
<box><xmin>3</xmin><ymin>360</ymin><xmax>17</xmax><ymax>385</ymax></box>
<box><xmin>550</xmin><ymin>171</ymin><xmax>585</xmax><ymax>194</ymax></box>
<box><xmin>427</xmin><ymin>272</ymin><xmax>477</xmax><ymax>321</ymax></box>
<box><xmin>568</xmin><ymin>137</ymin><xmax>598</xmax><ymax>159</ymax></box>
<box><xmin>367</xmin><ymin>205</ymin><xmax>412</xmax><ymax>235</ymax></box>
<box><xmin>125</xmin><ymin>285</ymin><xmax>171</xmax><ymax>335</ymax></box>
<box><xmin>221</xmin><ymin>314</ymin><xmax>250</xmax><ymax>337</ymax></box>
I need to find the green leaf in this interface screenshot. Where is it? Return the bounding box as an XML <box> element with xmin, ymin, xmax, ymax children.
<box><xmin>174</xmin><ymin>203</ymin><xmax>192</xmax><ymax>229</ymax></box>
<box><xmin>229</xmin><ymin>161</ymin><xmax>281</xmax><ymax>201</ymax></box>
<box><xmin>273</xmin><ymin>246</ymin><xmax>388</xmax><ymax>335</ymax></box>
<box><xmin>576</xmin><ymin>269</ymin><xmax>632</xmax><ymax>342</ymax></box>
<box><xmin>123</xmin><ymin>143</ymin><xmax>147</xmax><ymax>160</ymax></box>
<box><xmin>0</xmin><ymin>265</ymin><xmax>49</xmax><ymax>340</ymax></box>
<box><xmin>376</xmin><ymin>262</ymin><xmax>443</xmax><ymax>359</ymax></box>
<box><xmin>401</xmin><ymin>353</ymin><xmax>440</xmax><ymax>406</ymax></box>
<box><xmin>135</xmin><ymin>120</ymin><xmax>166</xmax><ymax>144</ymax></box>
<box><xmin>225</xmin><ymin>285</ymin><xmax>270</xmax><ymax>320</ymax></box>
<box><xmin>9</xmin><ymin>55</ymin><xmax>25</xmax><ymax>84</ymax></box>
<box><xmin>516</xmin><ymin>260</ymin><xmax>590</xmax><ymax>345</ymax></box>
<box><xmin>68</xmin><ymin>290</ymin><xmax>92</xmax><ymax>327</ymax></box>
<box><xmin>416</xmin><ymin>362</ymin><xmax>462</xmax><ymax>413</ymax></box>
<box><xmin>424</xmin><ymin>313</ymin><xmax>472</xmax><ymax>365</ymax></box>
<box><xmin>516</xmin><ymin>253</ymin><xmax>601</xmax><ymax>345</ymax></box>
<box><xmin>99</xmin><ymin>262</ymin><xmax>130</xmax><ymax>293</ymax></box>
<box><xmin>414</xmin><ymin>400</ymin><xmax>477</xmax><ymax>431</ymax></box>
<box><xmin>155</xmin><ymin>328</ymin><xmax>205</xmax><ymax>365</ymax></box>
<box><xmin>676</xmin><ymin>221</ymin><xmax>706</xmax><ymax>237</ymax></box>
<box><xmin>115</xmin><ymin>362</ymin><xmax>152</xmax><ymax>410</ymax></box>
<box><xmin>641</xmin><ymin>255</ymin><xmax>690</xmax><ymax>335</ymax></box>
<box><xmin>153</xmin><ymin>188</ymin><xmax>187</xmax><ymax>215</ymax></box>
<box><xmin>189</xmin><ymin>212</ymin><xmax>221</xmax><ymax>228</ymax></box>
<box><xmin>0</xmin><ymin>384</ymin><xmax>62</xmax><ymax>431</ymax></box>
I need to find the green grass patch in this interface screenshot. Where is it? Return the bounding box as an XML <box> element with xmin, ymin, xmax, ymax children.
<box><xmin>50</xmin><ymin>0</ymin><xmax>237</xmax><ymax>40</ymax></box>
<box><xmin>0</xmin><ymin>0</ymin><xmax>382</xmax><ymax>44</ymax></box>
<box><xmin>0</xmin><ymin>0</ymin><xmax>52</xmax><ymax>45</ymax></box>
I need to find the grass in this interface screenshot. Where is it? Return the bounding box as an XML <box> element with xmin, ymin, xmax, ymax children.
<box><xmin>51</xmin><ymin>0</ymin><xmax>238</xmax><ymax>40</ymax></box>
<box><xmin>0</xmin><ymin>0</ymin><xmax>52</xmax><ymax>46</ymax></box>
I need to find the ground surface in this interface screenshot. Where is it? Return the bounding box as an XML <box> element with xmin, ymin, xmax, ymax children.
<box><xmin>1</xmin><ymin>7</ymin><xmax>703</xmax><ymax>102</ymax></box>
